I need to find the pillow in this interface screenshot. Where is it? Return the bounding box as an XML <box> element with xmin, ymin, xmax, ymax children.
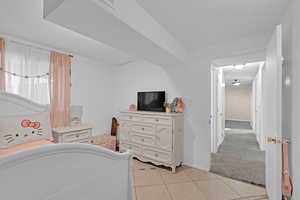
<box><xmin>0</xmin><ymin>112</ymin><xmax>53</xmax><ymax>149</ymax></box>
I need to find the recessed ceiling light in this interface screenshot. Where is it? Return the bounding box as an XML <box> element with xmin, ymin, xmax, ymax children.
<box><xmin>234</xmin><ymin>64</ymin><xmax>245</xmax><ymax>70</ymax></box>
<box><xmin>232</xmin><ymin>79</ymin><xmax>241</xmax><ymax>86</ymax></box>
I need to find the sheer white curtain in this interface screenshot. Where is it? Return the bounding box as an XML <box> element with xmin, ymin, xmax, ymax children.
<box><xmin>5</xmin><ymin>41</ymin><xmax>50</xmax><ymax>104</ymax></box>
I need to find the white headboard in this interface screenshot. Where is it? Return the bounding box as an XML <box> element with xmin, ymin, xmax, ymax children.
<box><xmin>0</xmin><ymin>93</ymin><xmax>48</xmax><ymax>117</ymax></box>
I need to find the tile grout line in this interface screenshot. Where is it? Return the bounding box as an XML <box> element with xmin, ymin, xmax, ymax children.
<box><xmin>215</xmin><ymin>175</ymin><xmax>243</xmax><ymax>197</ymax></box>
<box><xmin>134</xmin><ymin>186</ymin><xmax>137</xmax><ymax>200</ymax></box>
<box><xmin>158</xmin><ymin>167</ymin><xmax>174</xmax><ymax>200</ymax></box>
<box><xmin>186</xmin><ymin>172</ymin><xmax>240</xmax><ymax>199</ymax></box>
<box><xmin>215</xmin><ymin>175</ymin><xmax>268</xmax><ymax>199</ymax></box>
<box><xmin>159</xmin><ymin>172</ymin><xmax>174</xmax><ymax>200</ymax></box>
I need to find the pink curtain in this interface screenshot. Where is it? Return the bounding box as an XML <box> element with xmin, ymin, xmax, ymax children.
<box><xmin>0</xmin><ymin>38</ymin><xmax>5</xmax><ymax>92</ymax></box>
<box><xmin>49</xmin><ymin>51</ymin><xmax>71</xmax><ymax>128</ymax></box>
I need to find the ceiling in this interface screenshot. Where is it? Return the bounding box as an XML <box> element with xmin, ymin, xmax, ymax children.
<box><xmin>223</xmin><ymin>62</ymin><xmax>262</xmax><ymax>84</ymax></box>
<box><xmin>0</xmin><ymin>0</ymin><xmax>135</xmax><ymax>65</ymax></box>
<box><xmin>43</xmin><ymin>0</ymin><xmax>187</xmax><ymax>67</ymax></box>
<box><xmin>0</xmin><ymin>0</ymin><xmax>289</xmax><ymax>66</ymax></box>
<box><xmin>137</xmin><ymin>0</ymin><xmax>289</xmax><ymax>51</ymax></box>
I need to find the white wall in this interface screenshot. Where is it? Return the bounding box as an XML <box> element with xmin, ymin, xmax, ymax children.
<box><xmin>112</xmin><ymin>60</ymin><xmax>180</xmax><ymax>113</ymax></box>
<box><xmin>281</xmin><ymin>1</ymin><xmax>300</xmax><ymax>199</ymax></box>
<box><xmin>113</xmin><ymin>34</ymin><xmax>268</xmax><ymax>170</ymax></box>
<box><xmin>71</xmin><ymin>55</ymin><xmax>114</xmax><ymax>135</ymax></box>
<box><xmin>225</xmin><ymin>83</ymin><xmax>252</xmax><ymax>121</ymax></box>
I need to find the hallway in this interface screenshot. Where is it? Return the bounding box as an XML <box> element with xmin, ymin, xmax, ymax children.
<box><xmin>210</xmin><ymin>121</ymin><xmax>265</xmax><ymax>186</ymax></box>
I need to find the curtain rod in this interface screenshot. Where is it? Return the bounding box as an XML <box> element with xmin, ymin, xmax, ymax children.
<box><xmin>1</xmin><ymin>35</ymin><xmax>74</xmax><ymax>58</ymax></box>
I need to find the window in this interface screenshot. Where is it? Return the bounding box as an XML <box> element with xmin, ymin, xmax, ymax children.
<box><xmin>5</xmin><ymin>41</ymin><xmax>50</xmax><ymax>104</ymax></box>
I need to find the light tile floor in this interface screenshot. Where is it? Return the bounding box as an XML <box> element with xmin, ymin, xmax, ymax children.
<box><xmin>132</xmin><ymin>159</ymin><xmax>268</xmax><ymax>200</ymax></box>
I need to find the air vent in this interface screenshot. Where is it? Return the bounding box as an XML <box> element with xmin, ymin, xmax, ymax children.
<box><xmin>98</xmin><ymin>0</ymin><xmax>114</xmax><ymax>9</ymax></box>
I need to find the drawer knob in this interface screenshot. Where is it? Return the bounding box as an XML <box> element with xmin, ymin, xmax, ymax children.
<box><xmin>76</xmin><ymin>134</ymin><xmax>80</xmax><ymax>138</ymax></box>
<box><xmin>142</xmin><ymin>128</ymin><xmax>145</xmax><ymax>130</ymax></box>
<box><xmin>141</xmin><ymin>138</ymin><xmax>145</xmax><ymax>142</ymax></box>
<box><xmin>156</xmin><ymin>119</ymin><xmax>159</xmax><ymax>122</ymax></box>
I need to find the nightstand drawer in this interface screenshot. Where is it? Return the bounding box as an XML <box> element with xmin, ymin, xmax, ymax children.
<box><xmin>62</xmin><ymin>130</ymin><xmax>90</xmax><ymax>142</ymax></box>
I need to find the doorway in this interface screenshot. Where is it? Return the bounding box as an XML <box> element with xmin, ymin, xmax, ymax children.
<box><xmin>210</xmin><ymin>24</ymin><xmax>283</xmax><ymax>200</ymax></box>
<box><xmin>210</xmin><ymin>62</ymin><xmax>266</xmax><ymax>186</ymax></box>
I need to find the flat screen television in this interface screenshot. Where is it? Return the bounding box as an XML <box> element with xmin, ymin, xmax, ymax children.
<box><xmin>137</xmin><ymin>91</ymin><xmax>166</xmax><ymax>112</ymax></box>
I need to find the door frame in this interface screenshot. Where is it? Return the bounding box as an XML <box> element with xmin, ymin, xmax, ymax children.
<box><xmin>210</xmin><ymin>65</ymin><xmax>218</xmax><ymax>153</ymax></box>
<box><xmin>210</xmin><ymin>65</ymin><xmax>225</xmax><ymax>153</ymax></box>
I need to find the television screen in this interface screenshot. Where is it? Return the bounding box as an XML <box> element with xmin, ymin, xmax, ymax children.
<box><xmin>137</xmin><ymin>91</ymin><xmax>166</xmax><ymax>112</ymax></box>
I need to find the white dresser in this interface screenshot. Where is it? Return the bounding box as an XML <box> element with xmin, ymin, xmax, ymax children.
<box><xmin>52</xmin><ymin>124</ymin><xmax>93</xmax><ymax>144</ymax></box>
<box><xmin>118</xmin><ymin>111</ymin><xmax>184</xmax><ymax>173</ymax></box>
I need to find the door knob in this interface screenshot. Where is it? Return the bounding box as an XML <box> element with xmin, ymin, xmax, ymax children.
<box><xmin>267</xmin><ymin>137</ymin><xmax>281</xmax><ymax>144</ymax></box>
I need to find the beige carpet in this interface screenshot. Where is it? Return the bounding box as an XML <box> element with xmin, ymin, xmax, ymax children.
<box><xmin>210</xmin><ymin>131</ymin><xmax>265</xmax><ymax>186</ymax></box>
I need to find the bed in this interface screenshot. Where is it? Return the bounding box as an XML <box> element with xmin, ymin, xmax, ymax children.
<box><xmin>0</xmin><ymin>92</ymin><xmax>133</xmax><ymax>200</ymax></box>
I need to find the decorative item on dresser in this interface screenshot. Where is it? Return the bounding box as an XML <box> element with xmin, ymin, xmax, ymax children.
<box><xmin>118</xmin><ymin>111</ymin><xmax>184</xmax><ymax>173</ymax></box>
<box><xmin>52</xmin><ymin>124</ymin><xmax>93</xmax><ymax>144</ymax></box>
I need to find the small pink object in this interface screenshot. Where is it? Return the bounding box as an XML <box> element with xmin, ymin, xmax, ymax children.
<box><xmin>129</xmin><ymin>104</ymin><xmax>137</xmax><ymax>111</ymax></box>
<box><xmin>282</xmin><ymin>139</ymin><xmax>293</xmax><ymax>199</ymax></box>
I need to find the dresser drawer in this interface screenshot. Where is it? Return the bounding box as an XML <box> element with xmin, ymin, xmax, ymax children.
<box><xmin>143</xmin><ymin>148</ymin><xmax>172</xmax><ymax>163</ymax></box>
<box><xmin>119</xmin><ymin>115</ymin><xmax>139</xmax><ymax>121</ymax></box>
<box><xmin>131</xmin><ymin>133</ymin><xmax>155</xmax><ymax>147</ymax></box>
<box><xmin>62</xmin><ymin>130</ymin><xmax>91</xmax><ymax>142</ymax></box>
<box><xmin>120</xmin><ymin>115</ymin><xmax>172</xmax><ymax>126</ymax></box>
<box><xmin>131</xmin><ymin>123</ymin><xmax>155</xmax><ymax>135</ymax></box>
<box><xmin>120</xmin><ymin>143</ymin><xmax>142</xmax><ymax>155</ymax></box>
<box><xmin>143</xmin><ymin>117</ymin><xmax>172</xmax><ymax>125</ymax></box>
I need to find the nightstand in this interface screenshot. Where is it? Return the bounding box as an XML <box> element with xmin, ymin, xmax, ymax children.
<box><xmin>52</xmin><ymin>124</ymin><xmax>93</xmax><ymax>144</ymax></box>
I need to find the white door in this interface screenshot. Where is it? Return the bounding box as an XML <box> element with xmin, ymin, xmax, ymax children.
<box><xmin>264</xmin><ymin>25</ymin><xmax>283</xmax><ymax>200</ymax></box>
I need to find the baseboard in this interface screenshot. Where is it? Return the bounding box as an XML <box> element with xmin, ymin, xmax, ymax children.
<box><xmin>183</xmin><ymin>162</ymin><xmax>210</xmax><ymax>172</ymax></box>
<box><xmin>226</xmin><ymin>119</ymin><xmax>251</xmax><ymax>122</ymax></box>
